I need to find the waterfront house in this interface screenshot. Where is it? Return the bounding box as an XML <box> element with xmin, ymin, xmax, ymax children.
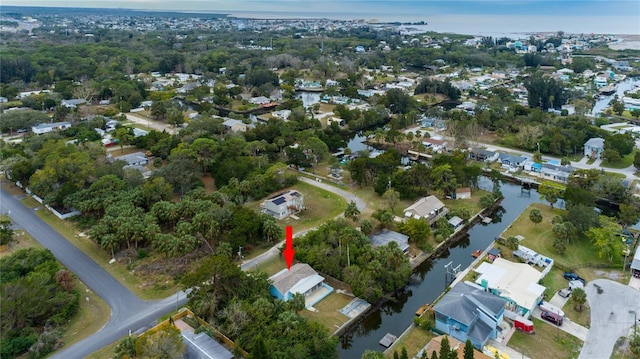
<box><xmin>31</xmin><ymin>121</ymin><xmax>72</xmax><ymax>135</ymax></box>
<box><xmin>474</xmin><ymin>258</ymin><xmax>547</xmax><ymax>318</ymax></box>
<box><xmin>540</xmin><ymin>163</ymin><xmax>574</xmax><ymax>183</ymax></box>
<box><xmin>403</xmin><ymin>195</ymin><xmax>448</xmax><ymax>225</ymax></box>
<box><xmin>261</xmin><ymin>190</ymin><xmax>304</xmax><ymax>220</ymax></box>
<box><xmin>269</xmin><ymin>263</ymin><xmax>333</xmax><ymax>308</ymax></box>
<box><xmin>433</xmin><ymin>282</ymin><xmax>506</xmax><ymax>350</ymax></box>
<box><xmin>584</xmin><ymin>137</ymin><xmax>605</xmax><ymax>159</ymax></box>
<box><xmin>370</xmin><ymin>230</ymin><xmax>410</xmax><ymax>253</ymax></box>
<box><xmin>469</xmin><ymin>149</ymin><xmax>498</xmax><ymax>163</ymax></box>
<box><xmin>497</xmin><ymin>153</ymin><xmax>527</xmax><ymax>170</ymax></box>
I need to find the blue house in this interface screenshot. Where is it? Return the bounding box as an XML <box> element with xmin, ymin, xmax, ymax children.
<box><xmin>269</xmin><ymin>263</ymin><xmax>333</xmax><ymax>308</ymax></box>
<box><xmin>584</xmin><ymin>137</ymin><xmax>604</xmax><ymax>159</ymax></box>
<box><xmin>433</xmin><ymin>282</ymin><xmax>506</xmax><ymax>349</ymax></box>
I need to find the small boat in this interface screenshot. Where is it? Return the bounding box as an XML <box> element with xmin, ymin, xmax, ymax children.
<box><xmin>471</xmin><ymin>249</ymin><xmax>483</xmax><ymax>258</ymax></box>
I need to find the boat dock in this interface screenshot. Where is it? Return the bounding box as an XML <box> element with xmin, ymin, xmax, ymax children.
<box><xmin>379</xmin><ymin>333</ymin><xmax>398</xmax><ymax>348</ymax></box>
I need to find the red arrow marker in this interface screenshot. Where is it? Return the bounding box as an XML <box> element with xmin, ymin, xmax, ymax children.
<box><xmin>283</xmin><ymin>226</ymin><xmax>295</xmax><ymax>270</ymax></box>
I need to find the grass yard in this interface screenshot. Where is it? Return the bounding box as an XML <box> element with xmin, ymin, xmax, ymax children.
<box><xmin>385</xmin><ymin>326</ymin><xmax>436</xmax><ymax>359</ymax></box>
<box><xmin>249</xmin><ymin>255</ymin><xmax>287</xmax><ymax>276</ymax></box>
<box><xmin>278</xmin><ymin>180</ymin><xmax>348</xmax><ymax>232</ymax></box>
<box><xmin>501</xmin><ymin>203</ymin><xmax>609</xmax><ymax>270</ymax></box>
<box><xmin>508</xmin><ymin>318</ymin><xmax>583</xmax><ymax>359</ymax></box>
<box><xmin>601</xmin><ymin>150</ymin><xmax>636</xmax><ymax>169</ymax></box>
<box><xmin>444</xmin><ymin>189</ymin><xmax>491</xmax><ymax>215</ymax></box>
<box><xmin>17</xmin><ymin>195</ymin><xmax>179</xmax><ymax>300</ymax></box>
<box><xmin>300</xmin><ymin>291</ymin><xmax>355</xmax><ymax>333</ymax></box>
<box><xmin>86</xmin><ymin>341</ymin><xmax>118</xmax><ymax>359</ymax></box>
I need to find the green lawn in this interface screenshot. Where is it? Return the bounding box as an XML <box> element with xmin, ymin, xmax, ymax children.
<box><xmin>508</xmin><ymin>318</ymin><xmax>583</xmax><ymax>359</ymax></box>
<box><xmin>444</xmin><ymin>189</ymin><xmax>490</xmax><ymax>214</ymax></box>
<box><xmin>249</xmin><ymin>255</ymin><xmax>287</xmax><ymax>276</ymax></box>
<box><xmin>299</xmin><ymin>291</ymin><xmax>355</xmax><ymax>333</ymax></box>
<box><xmin>601</xmin><ymin>149</ymin><xmax>636</xmax><ymax>169</ymax></box>
<box><xmin>385</xmin><ymin>325</ymin><xmax>436</xmax><ymax>359</ymax></box>
<box><xmin>501</xmin><ymin>203</ymin><xmax>610</xmax><ymax>269</ymax></box>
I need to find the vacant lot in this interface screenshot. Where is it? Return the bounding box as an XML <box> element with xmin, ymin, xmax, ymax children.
<box><xmin>501</xmin><ymin>203</ymin><xmax>611</xmax><ymax>269</ymax></box>
<box><xmin>385</xmin><ymin>325</ymin><xmax>436</xmax><ymax>359</ymax></box>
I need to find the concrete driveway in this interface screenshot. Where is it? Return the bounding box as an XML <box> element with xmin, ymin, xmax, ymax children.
<box><xmin>578</xmin><ymin>279</ymin><xmax>640</xmax><ymax>359</ymax></box>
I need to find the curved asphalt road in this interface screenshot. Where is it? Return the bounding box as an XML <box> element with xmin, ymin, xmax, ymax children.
<box><xmin>240</xmin><ymin>176</ymin><xmax>367</xmax><ymax>271</ymax></box>
<box><xmin>0</xmin><ymin>187</ymin><xmax>188</xmax><ymax>358</ymax></box>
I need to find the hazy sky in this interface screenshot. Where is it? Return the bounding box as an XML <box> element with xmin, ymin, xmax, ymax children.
<box><xmin>1</xmin><ymin>0</ymin><xmax>638</xmax><ymax>15</ymax></box>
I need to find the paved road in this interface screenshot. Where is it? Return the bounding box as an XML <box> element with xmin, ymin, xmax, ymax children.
<box><xmin>124</xmin><ymin>113</ymin><xmax>175</xmax><ymax>133</ymax></box>
<box><xmin>240</xmin><ymin>176</ymin><xmax>367</xmax><ymax>271</ymax></box>
<box><xmin>0</xmin><ymin>187</ymin><xmax>188</xmax><ymax>358</ymax></box>
<box><xmin>578</xmin><ymin>279</ymin><xmax>640</xmax><ymax>359</ymax></box>
<box><xmin>406</xmin><ymin>126</ymin><xmax>639</xmax><ymax>181</ymax></box>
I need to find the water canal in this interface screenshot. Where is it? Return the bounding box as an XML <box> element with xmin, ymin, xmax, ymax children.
<box><xmin>339</xmin><ymin>177</ymin><xmax>548</xmax><ymax>358</ymax></box>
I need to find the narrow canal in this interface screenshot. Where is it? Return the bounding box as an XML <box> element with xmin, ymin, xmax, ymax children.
<box><xmin>339</xmin><ymin>177</ymin><xmax>548</xmax><ymax>358</ymax></box>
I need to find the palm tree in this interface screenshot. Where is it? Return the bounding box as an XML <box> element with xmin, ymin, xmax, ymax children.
<box><xmin>572</xmin><ymin>287</ymin><xmax>587</xmax><ymax>312</ymax></box>
<box><xmin>262</xmin><ymin>217</ymin><xmax>283</xmax><ymax>243</ymax></box>
<box><xmin>288</xmin><ymin>292</ymin><xmax>306</xmax><ymax>313</ymax></box>
<box><xmin>344</xmin><ymin>201</ymin><xmax>361</xmax><ymax>222</ymax></box>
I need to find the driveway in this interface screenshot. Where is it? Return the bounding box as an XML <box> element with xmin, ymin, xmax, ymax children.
<box><xmin>531</xmin><ymin>307</ymin><xmax>589</xmax><ymax>341</ymax></box>
<box><xmin>0</xmin><ymin>186</ymin><xmax>188</xmax><ymax>358</ymax></box>
<box><xmin>578</xmin><ymin>279</ymin><xmax>640</xmax><ymax>359</ymax></box>
<box><xmin>240</xmin><ymin>176</ymin><xmax>366</xmax><ymax>271</ymax></box>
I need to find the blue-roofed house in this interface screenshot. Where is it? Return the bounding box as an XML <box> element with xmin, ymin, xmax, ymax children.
<box><xmin>433</xmin><ymin>282</ymin><xmax>506</xmax><ymax>350</ymax></box>
<box><xmin>261</xmin><ymin>190</ymin><xmax>305</xmax><ymax>219</ymax></box>
<box><xmin>584</xmin><ymin>137</ymin><xmax>605</xmax><ymax>159</ymax></box>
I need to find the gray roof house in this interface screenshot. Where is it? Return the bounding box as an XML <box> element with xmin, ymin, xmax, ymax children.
<box><xmin>584</xmin><ymin>137</ymin><xmax>605</xmax><ymax>159</ymax></box>
<box><xmin>370</xmin><ymin>230</ymin><xmax>410</xmax><ymax>253</ymax></box>
<box><xmin>183</xmin><ymin>330</ymin><xmax>234</xmax><ymax>359</ymax></box>
<box><xmin>433</xmin><ymin>282</ymin><xmax>507</xmax><ymax>350</ymax></box>
<box><xmin>114</xmin><ymin>152</ymin><xmax>148</xmax><ymax>167</ymax></box>
<box><xmin>540</xmin><ymin>163</ymin><xmax>575</xmax><ymax>183</ymax></box>
<box><xmin>497</xmin><ymin>153</ymin><xmax>527</xmax><ymax>169</ymax></box>
<box><xmin>61</xmin><ymin>98</ymin><xmax>86</xmax><ymax>108</ymax></box>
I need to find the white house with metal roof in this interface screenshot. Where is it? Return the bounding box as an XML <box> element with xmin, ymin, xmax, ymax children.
<box><xmin>474</xmin><ymin>258</ymin><xmax>547</xmax><ymax>318</ymax></box>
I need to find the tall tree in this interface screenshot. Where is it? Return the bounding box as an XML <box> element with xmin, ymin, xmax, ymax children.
<box><xmin>529</xmin><ymin>208</ymin><xmax>543</xmax><ymax>227</ymax></box>
<box><xmin>587</xmin><ymin>216</ymin><xmax>624</xmax><ymax>263</ymax></box>
<box><xmin>345</xmin><ymin>200</ymin><xmax>361</xmax><ymax>222</ymax></box>
<box><xmin>136</xmin><ymin>324</ymin><xmax>185</xmax><ymax>359</ymax></box>
<box><xmin>571</xmin><ymin>287</ymin><xmax>587</xmax><ymax>312</ymax></box>
<box><xmin>463</xmin><ymin>339</ymin><xmax>475</xmax><ymax>359</ymax></box>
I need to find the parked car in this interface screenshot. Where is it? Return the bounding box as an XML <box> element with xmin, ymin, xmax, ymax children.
<box><xmin>541</xmin><ymin>311</ymin><xmax>563</xmax><ymax>326</ymax></box>
<box><xmin>563</xmin><ymin>272</ymin><xmax>585</xmax><ymax>284</ymax></box>
<box><xmin>558</xmin><ymin>288</ymin><xmax>571</xmax><ymax>298</ymax></box>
